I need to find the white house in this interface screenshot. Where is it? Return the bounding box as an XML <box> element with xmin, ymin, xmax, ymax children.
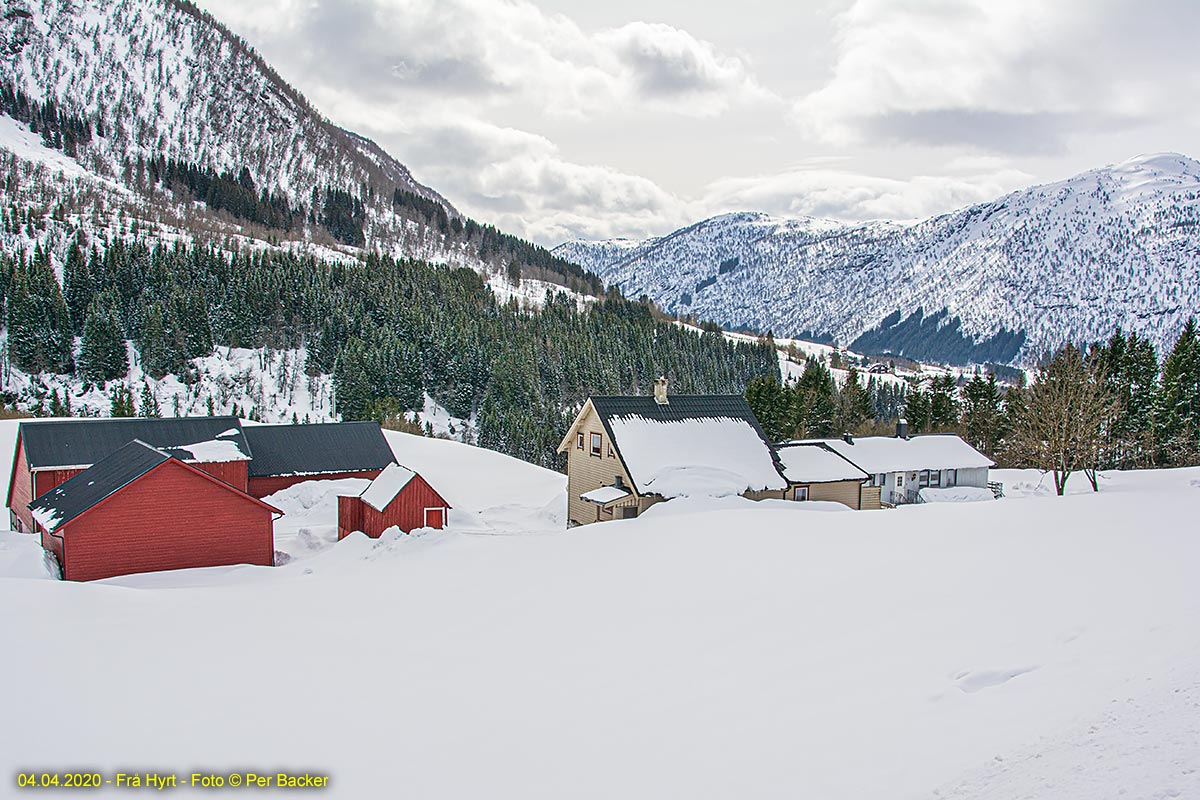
<box><xmin>813</xmin><ymin>430</ymin><xmax>995</xmax><ymax>506</ymax></box>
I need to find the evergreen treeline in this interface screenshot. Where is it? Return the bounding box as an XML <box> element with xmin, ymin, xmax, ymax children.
<box><xmin>851</xmin><ymin>307</ymin><xmax>1027</xmax><ymax>366</ymax></box>
<box><xmin>0</xmin><ymin>82</ymin><xmax>97</xmax><ymax>157</ymax></box>
<box><xmin>747</xmin><ymin>325</ymin><xmax>1200</xmax><ymax>478</ymax></box>
<box><xmin>1</xmin><ymin>238</ymin><xmax>778</xmax><ymax>469</ymax></box>
<box><xmin>392</xmin><ymin>189</ymin><xmax>604</xmax><ymax>295</ymax></box>
<box><xmin>148</xmin><ymin>159</ymin><xmax>301</xmax><ymax>231</ymax></box>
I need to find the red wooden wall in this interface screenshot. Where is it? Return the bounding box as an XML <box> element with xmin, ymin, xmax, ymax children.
<box><xmin>338</xmin><ymin>473</ymin><xmax>450</xmax><ymax>539</ymax></box>
<box><xmin>249</xmin><ymin>469</ymin><xmax>384</xmax><ymax>499</ymax></box>
<box><xmin>52</xmin><ymin>460</ymin><xmax>276</xmax><ymax>582</ymax></box>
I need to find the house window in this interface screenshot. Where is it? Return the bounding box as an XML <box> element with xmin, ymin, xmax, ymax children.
<box><xmin>896</xmin><ymin>474</ymin><xmax>904</xmax><ymax>488</ymax></box>
<box><xmin>946</xmin><ymin>469</ymin><xmax>957</xmax><ymax>487</ymax></box>
<box><xmin>930</xmin><ymin>470</ymin><xmax>941</xmax><ymax>488</ymax></box>
<box><xmin>918</xmin><ymin>470</ymin><xmax>930</xmax><ymax>488</ymax></box>
<box><xmin>794</xmin><ymin>486</ymin><xmax>809</xmax><ymax>501</ymax></box>
<box><xmin>590</xmin><ymin>432</ymin><xmax>603</xmax><ymax>457</ymax></box>
<box><xmin>577</xmin><ymin>433</ymin><xmax>583</xmax><ymax>450</ymax></box>
<box><xmin>607</xmin><ymin>443</ymin><xmax>615</xmax><ymax>458</ymax></box>
<box><xmin>877</xmin><ymin>473</ymin><xmax>886</xmax><ymax>487</ymax></box>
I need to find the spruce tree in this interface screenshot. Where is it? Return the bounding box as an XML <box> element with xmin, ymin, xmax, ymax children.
<box><xmin>139</xmin><ymin>382</ymin><xmax>161</xmax><ymax>418</ymax></box>
<box><xmin>1156</xmin><ymin>318</ymin><xmax>1200</xmax><ymax>466</ymax></box>
<box><xmin>79</xmin><ymin>296</ymin><xmax>129</xmax><ymax>383</ymax></box>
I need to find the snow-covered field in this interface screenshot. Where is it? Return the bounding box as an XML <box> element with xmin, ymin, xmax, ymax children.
<box><xmin>1</xmin><ymin>426</ymin><xmax>1198</xmax><ymax>798</ymax></box>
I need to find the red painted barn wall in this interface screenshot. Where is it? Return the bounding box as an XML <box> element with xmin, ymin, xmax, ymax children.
<box><xmin>249</xmin><ymin>469</ymin><xmax>383</xmax><ymax>499</ymax></box>
<box><xmin>193</xmin><ymin>460</ymin><xmax>249</xmax><ymax>492</ymax></box>
<box><xmin>337</xmin><ymin>496</ymin><xmax>363</xmax><ymax>541</ymax></box>
<box><xmin>7</xmin><ymin>438</ymin><xmax>33</xmax><ymax>532</ymax></box>
<box><xmin>359</xmin><ymin>474</ymin><xmax>450</xmax><ymax>537</ymax></box>
<box><xmin>56</xmin><ymin>460</ymin><xmax>275</xmax><ymax>582</ymax></box>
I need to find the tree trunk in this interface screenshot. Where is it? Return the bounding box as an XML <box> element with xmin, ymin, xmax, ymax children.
<box><xmin>1084</xmin><ymin>467</ymin><xmax>1099</xmax><ymax>492</ymax></box>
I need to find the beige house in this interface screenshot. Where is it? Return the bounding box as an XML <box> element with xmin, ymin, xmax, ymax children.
<box><xmin>557</xmin><ymin>380</ymin><xmax>788</xmax><ymax>526</ymax></box>
<box><xmin>772</xmin><ymin>442</ymin><xmax>881</xmax><ymax>510</ymax></box>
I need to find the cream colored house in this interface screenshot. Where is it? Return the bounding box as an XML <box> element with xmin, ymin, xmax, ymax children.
<box><xmin>557</xmin><ymin>380</ymin><xmax>788</xmax><ymax>526</ymax></box>
<box><xmin>772</xmin><ymin>442</ymin><xmax>880</xmax><ymax>510</ymax></box>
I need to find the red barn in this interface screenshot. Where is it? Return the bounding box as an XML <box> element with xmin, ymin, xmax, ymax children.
<box><xmin>8</xmin><ymin>417</ymin><xmax>252</xmax><ymax>533</ymax></box>
<box><xmin>337</xmin><ymin>462</ymin><xmax>451</xmax><ymax>539</ymax></box>
<box><xmin>242</xmin><ymin>422</ymin><xmax>397</xmax><ymax>498</ymax></box>
<box><xmin>29</xmin><ymin>440</ymin><xmax>280</xmax><ymax>582</ymax></box>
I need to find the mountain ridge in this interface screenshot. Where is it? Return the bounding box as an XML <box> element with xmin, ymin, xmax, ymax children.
<box><xmin>555</xmin><ymin>152</ymin><xmax>1200</xmax><ymax>365</ymax></box>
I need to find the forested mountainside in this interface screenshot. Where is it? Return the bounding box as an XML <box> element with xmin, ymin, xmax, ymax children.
<box><xmin>0</xmin><ymin>235</ymin><xmax>779</xmax><ymax>467</ymax></box>
<box><xmin>556</xmin><ymin>154</ymin><xmax>1200</xmax><ymax>366</ymax></box>
<box><xmin>0</xmin><ymin>0</ymin><xmax>782</xmax><ymax>468</ymax></box>
<box><xmin>0</xmin><ymin>0</ymin><xmax>598</xmax><ymax>292</ymax></box>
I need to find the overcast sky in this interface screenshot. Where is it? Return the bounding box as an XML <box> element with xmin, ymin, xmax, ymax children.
<box><xmin>195</xmin><ymin>0</ymin><xmax>1200</xmax><ymax>246</ymax></box>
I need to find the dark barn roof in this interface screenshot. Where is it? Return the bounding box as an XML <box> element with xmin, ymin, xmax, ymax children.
<box><xmin>28</xmin><ymin>440</ymin><xmax>170</xmax><ymax>532</ymax></box>
<box><xmin>242</xmin><ymin>422</ymin><xmax>396</xmax><ymax>478</ymax></box>
<box><xmin>19</xmin><ymin>417</ymin><xmax>250</xmax><ymax>469</ymax></box>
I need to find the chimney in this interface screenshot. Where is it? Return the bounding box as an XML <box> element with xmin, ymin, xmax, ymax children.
<box><xmin>843</xmin><ymin>433</ymin><xmax>854</xmax><ymax>445</ymax></box>
<box><xmin>653</xmin><ymin>377</ymin><xmax>669</xmax><ymax>405</ymax></box>
<box><xmin>896</xmin><ymin>418</ymin><xmax>909</xmax><ymax>439</ymax></box>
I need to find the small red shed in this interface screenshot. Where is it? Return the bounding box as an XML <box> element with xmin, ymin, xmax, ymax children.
<box><xmin>29</xmin><ymin>440</ymin><xmax>281</xmax><ymax>582</ymax></box>
<box><xmin>337</xmin><ymin>463</ymin><xmax>451</xmax><ymax>540</ymax></box>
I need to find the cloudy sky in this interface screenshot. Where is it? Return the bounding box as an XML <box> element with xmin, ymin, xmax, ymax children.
<box><xmin>195</xmin><ymin>0</ymin><xmax>1199</xmax><ymax>246</ymax></box>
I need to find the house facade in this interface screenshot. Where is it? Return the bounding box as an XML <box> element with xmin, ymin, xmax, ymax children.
<box><xmin>29</xmin><ymin>440</ymin><xmax>280</xmax><ymax>582</ymax></box>
<box><xmin>773</xmin><ymin>442</ymin><xmax>880</xmax><ymax>510</ymax></box>
<box><xmin>817</xmin><ymin>432</ymin><xmax>995</xmax><ymax>506</ymax></box>
<box><xmin>558</xmin><ymin>380</ymin><xmax>788</xmax><ymax>526</ymax></box>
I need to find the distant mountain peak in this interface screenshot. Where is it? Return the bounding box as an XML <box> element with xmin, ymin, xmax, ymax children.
<box><xmin>556</xmin><ymin>155</ymin><xmax>1200</xmax><ymax>366</ymax></box>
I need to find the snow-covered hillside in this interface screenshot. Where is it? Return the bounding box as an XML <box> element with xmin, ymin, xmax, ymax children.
<box><xmin>557</xmin><ymin>154</ymin><xmax>1200</xmax><ymax>365</ymax></box>
<box><xmin>1</xmin><ymin>459</ymin><xmax>1197</xmax><ymax>798</ymax></box>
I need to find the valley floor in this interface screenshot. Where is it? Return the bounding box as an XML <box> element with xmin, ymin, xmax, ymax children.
<box><xmin>0</xmin><ymin>434</ymin><xmax>1197</xmax><ymax>799</ymax></box>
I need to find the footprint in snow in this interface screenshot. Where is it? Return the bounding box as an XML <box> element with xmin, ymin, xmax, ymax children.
<box><xmin>955</xmin><ymin>666</ymin><xmax>1041</xmax><ymax>693</ymax></box>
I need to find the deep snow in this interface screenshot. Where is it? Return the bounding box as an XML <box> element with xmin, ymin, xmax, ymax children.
<box><xmin>0</xmin><ymin>421</ymin><xmax>1197</xmax><ymax>799</ymax></box>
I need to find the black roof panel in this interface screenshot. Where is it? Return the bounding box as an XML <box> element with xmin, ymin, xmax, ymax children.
<box><xmin>19</xmin><ymin>417</ymin><xmax>250</xmax><ymax>469</ymax></box>
<box><xmin>242</xmin><ymin>422</ymin><xmax>396</xmax><ymax>478</ymax></box>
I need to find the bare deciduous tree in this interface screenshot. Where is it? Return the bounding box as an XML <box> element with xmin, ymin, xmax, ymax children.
<box><xmin>1007</xmin><ymin>344</ymin><xmax>1117</xmax><ymax>495</ymax></box>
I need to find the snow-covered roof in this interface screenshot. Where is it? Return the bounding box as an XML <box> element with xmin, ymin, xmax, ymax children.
<box><xmin>774</xmin><ymin>444</ymin><xmax>868</xmax><ymax>483</ymax></box>
<box><xmin>359</xmin><ymin>463</ymin><xmax>417</xmax><ymax>512</ymax></box>
<box><xmin>581</xmin><ymin>486</ymin><xmax>632</xmax><ymax>505</ymax></box>
<box><xmin>819</xmin><ymin>435</ymin><xmax>994</xmax><ymax>474</ymax></box>
<box><xmin>605</xmin><ymin>415</ymin><xmax>787</xmax><ymax>498</ymax></box>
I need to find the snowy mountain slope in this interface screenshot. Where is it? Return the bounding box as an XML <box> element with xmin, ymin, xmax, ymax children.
<box><xmin>557</xmin><ymin>154</ymin><xmax>1200</xmax><ymax>365</ymax></box>
<box><xmin>1</xmin><ymin>0</ymin><xmax>449</xmax><ymax>215</ymax></box>
<box><xmin>2</xmin><ymin>466</ymin><xmax>1198</xmax><ymax>798</ymax></box>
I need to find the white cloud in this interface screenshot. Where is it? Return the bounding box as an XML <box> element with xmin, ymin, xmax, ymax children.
<box><xmin>794</xmin><ymin>0</ymin><xmax>1200</xmax><ymax>151</ymax></box>
<box><xmin>701</xmin><ymin>161</ymin><xmax>1033</xmax><ymax>224</ymax></box>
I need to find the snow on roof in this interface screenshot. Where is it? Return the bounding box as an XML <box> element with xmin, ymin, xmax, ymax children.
<box><xmin>606</xmin><ymin>415</ymin><xmax>787</xmax><ymax>498</ymax></box>
<box><xmin>163</xmin><ymin>438</ymin><xmax>252</xmax><ymax>463</ymax></box>
<box><xmin>580</xmin><ymin>486</ymin><xmax>632</xmax><ymax>505</ymax></box>
<box><xmin>359</xmin><ymin>463</ymin><xmax>416</xmax><ymax>512</ymax></box>
<box><xmin>820</xmin><ymin>435</ymin><xmax>994</xmax><ymax>474</ymax></box>
<box><xmin>775</xmin><ymin>444</ymin><xmax>868</xmax><ymax>483</ymax></box>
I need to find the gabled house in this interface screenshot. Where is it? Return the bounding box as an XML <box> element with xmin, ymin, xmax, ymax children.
<box><xmin>28</xmin><ymin>440</ymin><xmax>281</xmax><ymax>582</ymax></box>
<box><xmin>772</xmin><ymin>442</ymin><xmax>879</xmax><ymax>509</ymax></box>
<box><xmin>242</xmin><ymin>421</ymin><xmax>397</xmax><ymax>498</ymax></box>
<box><xmin>337</xmin><ymin>462</ymin><xmax>451</xmax><ymax>539</ymax></box>
<box><xmin>814</xmin><ymin>425</ymin><xmax>995</xmax><ymax>506</ymax></box>
<box><xmin>557</xmin><ymin>380</ymin><xmax>788</xmax><ymax>526</ymax></box>
<box><xmin>8</xmin><ymin>416</ymin><xmax>252</xmax><ymax>532</ymax></box>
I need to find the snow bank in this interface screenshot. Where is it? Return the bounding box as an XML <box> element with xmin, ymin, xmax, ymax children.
<box><xmin>919</xmin><ymin>486</ymin><xmax>996</xmax><ymax>503</ymax></box>
<box><xmin>606</xmin><ymin>415</ymin><xmax>786</xmax><ymax>498</ymax></box>
<box><xmin>266</xmin><ymin>478</ymin><xmax>371</xmax><ymax>561</ymax></box>
<box><xmin>0</xmin><ymin>531</ymin><xmax>60</xmax><ymax>579</ymax></box>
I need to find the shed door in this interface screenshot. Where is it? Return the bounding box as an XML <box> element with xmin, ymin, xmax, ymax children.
<box><xmin>424</xmin><ymin>507</ymin><xmax>446</xmax><ymax>529</ymax></box>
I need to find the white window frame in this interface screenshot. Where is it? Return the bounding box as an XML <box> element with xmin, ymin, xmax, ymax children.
<box><xmin>919</xmin><ymin>469</ymin><xmax>930</xmax><ymax>488</ymax></box>
<box><xmin>423</xmin><ymin>507</ymin><xmax>447</xmax><ymax>528</ymax></box>
<box><xmin>590</xmin><ymin>432</ymin><xmax>602</xmax><ymax>457</ymax></box>
<box><xmin>946</xmin><ymin>469</ymin><xmax>957</xmax><ymax>487</ymax></box>
<box><xmin>794</xmin><ymin>486</ymin><xmax>809</xmax><ymax>501</ymax></box>
<box><xmin>930</xmin><ymin>470</ymin><xmax>941</xmax><ymax>488</ymax></box>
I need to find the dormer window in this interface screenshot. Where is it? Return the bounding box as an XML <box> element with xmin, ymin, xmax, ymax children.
<box><xmin>590</xmin><ymin>432</ymin><xmax>602</xmax><ymax>457</ymax></box>
<box><xmin>577</xmin><ymin>433</ymin><xmax>584</xmax><ymax>450</ymax></box>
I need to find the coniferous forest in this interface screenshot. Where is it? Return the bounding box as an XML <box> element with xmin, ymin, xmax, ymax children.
<box><xmin>0</xmin><ymin>237</ymin><xmax>780</xmax><ymax>469</ymax></box>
